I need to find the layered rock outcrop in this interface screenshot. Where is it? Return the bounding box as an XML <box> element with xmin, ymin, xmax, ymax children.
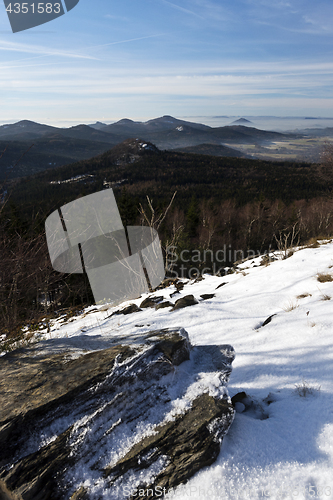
<box><xmin>0</xmin><ymin>328</ymin><xmax>235</xmax><ymax>499</ymax></box>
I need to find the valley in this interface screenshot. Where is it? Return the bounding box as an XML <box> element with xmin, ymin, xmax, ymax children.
<box><xmin>228</xmin><ymin>135</ymin><xmax>331</xmax><ymax>163</ymax></box>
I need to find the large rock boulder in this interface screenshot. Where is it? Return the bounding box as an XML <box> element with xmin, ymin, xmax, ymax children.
<box><xmin>0</xmin><ymin>328</ymin><xmax>235</xmax><ymax>499</ymax></box>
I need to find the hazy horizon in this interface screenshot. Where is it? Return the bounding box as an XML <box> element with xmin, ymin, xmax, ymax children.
<box><xmin>1</xmin><ymin>115</ymin><xmax>333</xmax><ymax>133</ymax></box>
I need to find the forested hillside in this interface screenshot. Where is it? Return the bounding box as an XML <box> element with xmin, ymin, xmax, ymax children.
<box><xmin>1</xmin><ymin>139</ymin><xmax>332</xmax><ymax>342</ymax></box>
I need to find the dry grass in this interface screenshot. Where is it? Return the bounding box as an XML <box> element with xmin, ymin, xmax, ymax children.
<box><xmin>282</xmin><ymin>300</ymin><xmax>299</xmax><ymax>312</ymax></box>
<box><xmin>296</xmin><ymin>293</ymin><xmax>312</xmax><ymax>299</ymax></box>
<box><xmin>260</xmin><ymin>254</ymin><xmax>271</xmax><ymax>266</ymax></box>
<box><xmin>305</xmin><ymin>237</ymin><xmax>320</xmax><ymax>248</ymax></box>
<box><xmin>294</xmin><ymin>380</ymin><xmax>320</xmax><ymax>397</ymax></box>
<box><xmin>317</xmin><ymin>273</ymin><xmax>333</xmax><ymax>283</ymax></box>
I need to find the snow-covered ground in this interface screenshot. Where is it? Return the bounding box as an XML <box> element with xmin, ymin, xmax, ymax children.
<box><xmin>20</xmin><ymin>241</ymin><xmax>333</xmax><ymax>499</ymax></box>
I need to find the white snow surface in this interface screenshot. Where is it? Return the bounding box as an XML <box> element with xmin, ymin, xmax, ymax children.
<box><xmin>25</xmin><ymin>241</ymin><xmax>333</xmax><ymax>499</ymax></box>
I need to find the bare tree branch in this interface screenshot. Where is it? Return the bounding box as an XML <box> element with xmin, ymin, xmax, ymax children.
<box><xmin>139</xmin><ymin>191</ymin><xmax>177</xmax><ymax>230</ymax></box>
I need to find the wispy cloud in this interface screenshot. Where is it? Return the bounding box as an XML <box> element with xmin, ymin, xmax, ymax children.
<box><xmin>246</xmin><ymin>0</ymin><xmax>293</xmax><ymax>8</ymax></box>
<box><xmin>245</xmin><ymin>0</ymin><xmax>333</xmax><ymax>35</ymax></box>
<box><xmin>104</xmin><ymin>14</ymin><xmax>131</xmax><ymax>22</ymax></box>
<box><xmin>86</xmin><ymin>34</ymin><xmax>167</xmax><ymax>50</ymax></box>
<box><xmin>190</xmin><ymin>0</ymin><xmax>232</xmax><ymax>22</ymax></box>
<box><xmin>160</xmin><ymin>0</ymin><xmax>205</xmax><ymax>19</ymax></box>
<box><xmin>258</xmin><ymin>20</ymin><xmax>333</xmax><ymax>35</ymax></box>
<box><xmin>2</xmin><ymin>58</ymin><xmax>332</xmax><ymax>100</ymax></box>
<box><xmin>0</xmin><ymin>33</ymin><xmax>167</xmax><ymax>68</ymax></box>
<box><xmin>0</xmin><ymin>40</ymin><xmax>99</xmax><ymax>60</ymax></box>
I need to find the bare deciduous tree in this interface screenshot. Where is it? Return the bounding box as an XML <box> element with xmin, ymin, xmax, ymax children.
<box><xmin>273</xmin><ymin>221</ymin><xmax>300</xmax><ymax>259</ymax></box>
<box><xmin>138</xmin><ymin>192</ymin><xmax>181</xmax><ymax>275</ymax></box>
<box><xmin>138</xmin><ymin>191</ymin><xmax>177</xmax><ymax>230</ymax></box>
<box><xmin>319</xmin><ymin>141</ymin><xmax>333</xmax><ymax>192</ymax></box>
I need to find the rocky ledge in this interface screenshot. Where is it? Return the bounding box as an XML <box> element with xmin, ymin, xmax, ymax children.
<box><xmin>0</xmin><ymin>328</ymin><xmax>235</xmax><ymax>500</ymax></box>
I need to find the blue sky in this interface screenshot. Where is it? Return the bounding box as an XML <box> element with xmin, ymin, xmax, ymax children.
<box><xmin>1</xmin><ymin>0</ymin><xmax>333</xmax><ymax>126</ymax></box>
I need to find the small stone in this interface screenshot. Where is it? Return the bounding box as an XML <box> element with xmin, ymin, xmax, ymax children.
<box><xmin>231</xmin><ymin>391</ymin><xmax>248</xmax><ymax>406</ymax></box>
<box><xmin>215</xmin><ymin>282</ymin><xmax>227</xmax><ymax>290</ymax></box>
<box><xmin>120</xmin><ymin>304</ymin><xmax>141</xmax><ymax>315</ymax></box>
<box><xmin>155</xmin><ymin>278</ymin><xmax>178</xmax><ymax>290</ymax></box>
<box><xmin>171</xmin><ymin>295</ymin><xmax>198</xmax><ymax>311</ymax></box>
<box><xmin>261</xmin><ymin>314</ymin><xmax>276</xmax><ymax>327</ymax></box>
<box><xmin>155</xmin><ymin>301</ymin><xmax>174</xmax><ymax>310</ymax></box>
<box><xmin>200</xmin><ymin>294</ymin><xmax>215</xmax><ymax>300</ymax></box>
<box><xmin>140</xmin><ymin>296</ymin><xmax>164</xmax><ymax>308</ymax></box>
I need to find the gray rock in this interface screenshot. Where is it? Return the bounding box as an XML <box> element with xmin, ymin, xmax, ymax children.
<box><xmin>155</xmin><ymin>278</ymin><xmax>178</xmax><ymax>290</ymax></box>
<box><xmin>175</xmin><ymin>281</ymin><xmax>185</xmax><ymax>291</ymax></box>
<box><xmin>231</xmin><ymin>391</ymin><xmax>268</xmax><ymax>420</ymax></box>
<box><xmin>215</xmin><ymin>282</ymin><xmax>227</xmax><ymax>290</ymax></box>
<box><xmin>261</xmin><ymin>314</ymin><xmax>277</xmax><ymax>327</ymax></box>
<box><xmin>200</xmin><ymin>293</ymin><xmax>215</xmax><ymax>300</ymax></box>
<box><xmin>110</xmin><ymin>303</ymin><xmax>142</xmax><ymax>316</ymax></box>
<box><xmin>155</xmin><ymin>301</ymin><xmax>174</xmax><ymax>310</ymax></box>
<box><xmin>171</xmin><ymin>295</ymin><xmax>198</xmax><ymax>311</ymax></box>
<box><xmin>231</xmin><ymin>391</ymin><xmax>248</xmax><ymax>406</ymax></box>
<box><xmin>104</xmin><ymin>393</ymin><xmax>234</xmax><ymax>500</ymax></box>
<box><xmin>140</xmin><ymin>296</ymin><xmax>164</xmax><ymax>308</ymax></box>
<box><xmin>0</xmin><ymin>328</ymin><xmax>235</xmax><ymax>499</ymax></box>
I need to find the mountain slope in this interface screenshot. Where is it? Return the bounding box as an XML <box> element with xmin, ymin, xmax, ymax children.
<box><xmin>6</xmin><ymin>137</ymin><xmax>326</xmax><ymax>219</ymax></box>
<box><xmin>0</xmin><ymin>135</ymin><xmax>124</xmax><ymax>180</ymax></box>
<box><xmin>100</xmin><ymin>115</ymin><xmax>211</xmax><ymax>136</ymax></box>
<box><xmin>3</xmin><ymin>240</ymin><xmax>333</xmax><ymax>499</ymax></box>
<box><xmin>0</xmin><ymin>120</ymin><xmax>58</xmax><ymax>141</ymax></box>
<box><xmin>170</xmin><ymin>143</ymin><xmax>250</xmax><ymax>158</ymax></box>
<box><xmin>56</xmin><ymin>124</ymin><xmax>125</xmax><ymax>144</ymax></box>
<box><xmin>101</xmin><ymin>118</ymin><xmax>289</xmax><ymax>150</ymax></box>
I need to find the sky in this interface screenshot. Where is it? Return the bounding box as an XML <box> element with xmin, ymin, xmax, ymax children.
<box><xmin>1</xmin><ymin>0</ymin><xmax>333</xmax><ymax>127</ymax></box>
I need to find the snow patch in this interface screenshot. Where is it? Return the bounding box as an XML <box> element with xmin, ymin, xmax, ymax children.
<box><xmin>9</xmin><ymin>241</ymin><xmax>333</xmax><ymax>498</ymax></box>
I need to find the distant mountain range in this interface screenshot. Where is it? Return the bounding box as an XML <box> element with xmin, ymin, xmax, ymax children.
<box><xmin>0</xmin><ymin>115</ymin><xmax>326</xmax><ymax>180</ymax></box>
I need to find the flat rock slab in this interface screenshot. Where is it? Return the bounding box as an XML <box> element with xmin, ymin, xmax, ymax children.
<box><xmin>0</xmin><ymin>328</ymin><xmax>235</xmax><ymax>500</ymax></box>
